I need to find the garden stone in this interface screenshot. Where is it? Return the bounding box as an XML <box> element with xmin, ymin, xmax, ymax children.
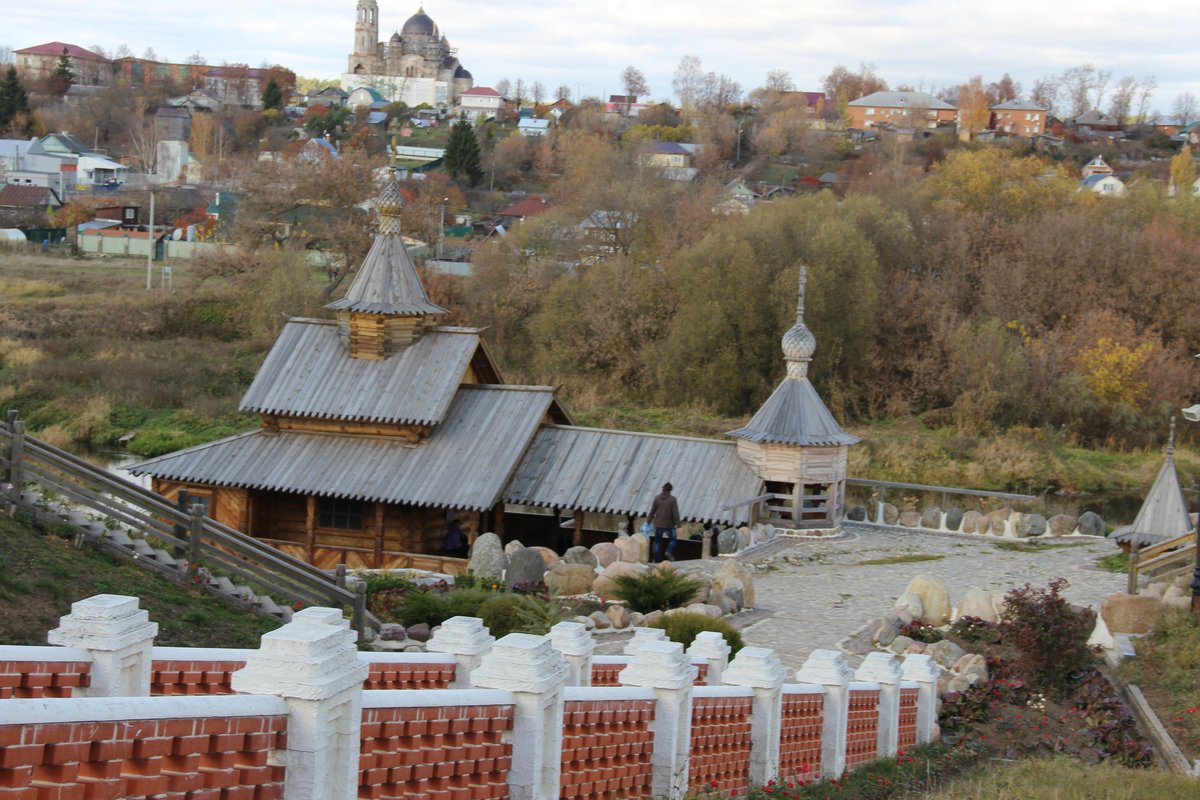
<box><xmin>954</xmin><ymin>654</ymin><xmax>988</xmax><ymax>685</ymax></box>
<box><xmin>895</xmin><ymin>591</ymin><xmax>924</xmax><ymax>622</ymax></box>
<box><xmin>710</xmin><ymin>593</ymin><xmax>733</xmax><ymax>615</ymax></box>
<box><xmin>572</xmin><ymin>615</ymin><xmax>593</xmax><ymax>629</ymax></box>
<box><xmin>1018</xmin><ymin>514</ymin><xmax>1047</xmax><ymax>538</ymax></box>
<box><xmin>506</xmin><ymin>547</ymin><xmax>548</xmax><ymax>589</ymax></box>
<box><xmin>1173</xmin><ymin>574</ymin><xmax>1192</xmax><ymax>589</ymax></box>
<box><xmin>504</xmin><ymin>539</ymin><xmax>525</xmax><ymax>557</ymax></box>
<box><xmin>721</xmin><ymin>582</ymin><xmax>744</xmax><ymax>612</ymax></box>
<box><xmin>904</xmin><ymin>642</ymin><xmax>926</xmax><ymax>655</ymax></box>
<box><xmin>920</xmin><ymin>507</ymin><xmax>942</xmax><ymax>529</ymax></box>
<box><xmin>1144</xmin><ymin>582</ymin><xmax>1166</xmax><ymax>600</ymax></box>
<box><xmin>887</xmin><ymin>635</ymin><xmax>914</xmax><ymax>654</ymax></box>
<box><xmin>403</xmin><ymin>645</ymin><xmax>424</xmax><ymax>653</ymax></box>
<box><xmin>923</xmin><ymin>639</ymin><xmax>966</xmax><ymax>669</ymax></box>
<box><xmin>697</xmin><ymin>604</ymin><xmax>724</xmax><ymax>619</ymax></box>
<box><xmin>631</xmin><ymin>531</ymin><xmax>651</xmax><ymax>562</ymax></box>
<box><xmin>944</xmin><ymin>508</ymin><xmax>964</xmax><ymax>532</ymax></box>
<box><xmin>545</xmin><ymin>563</ymin><xmax>596</xmax><ymax>596</ymax></box>
<box><xmin>946</xmin><ymin>673</ymin><xmax>976</xmax><ymax>693</ymax></box>
<box><xmin>736</xmin><ymin>528</ymin><xmax>752</xmax><ymax>550</ymax></box>
<box><xmin>961</xmin><ymin>510</ymin><xmax>981</xmax><ymax>534</ymax></box>
<box><xmin>881</xmin><ymin>503</ymin><xmax>899</xmax><ymax>525</ymax></box>
<box><xmin>642</xmin><ymin>610</ymin><xmax>664</xmax><ymax>626</ymax></box>
<box><xmin>717</xmin><ymin>528</ymin><xmax>739</xmax><ymax>554</ymax></box>
<box><xmin>467</xmin><ymin>532</ymin><xmax>507</xmax><ymax>580</ymax></box>
<box><xmin>847</xmin><ymin>506</ymin><xmax>867</xmax><ymax>522</ymax></box>
<box><xmin>379</xmin><ymin>623</ymin><xmax>408</xmax><ymax>642</ymax></box>
<box><xmin>563</xmin><ymin>546</ymin><xmax>598</xmax><ymax>569</ymax></box>
<box><xmin>714</xmin><ymin>560</ymin><xmax>756</xmax><ymax>608</ymax></box>
<box><xmin>899</xmin><ymin>511</ymin><xmax>921</xmax><ymax>528</ymax></box>
<box><xmin>615</xmin><ymin>536</ymin><xmax>642</xmax><ymax>563</ymax></box>
<box><xmin>904</xmin><ymin>575</ymin><xmax>951</xmax><ymax>625</ymax></box>
<box><xmin>591</xmin><ymin>542</ymin><xmax>619</xmax><ymax>567</ymax></box>
<box><xmin>1049</xmin><ymin>514</ymin><xmax>1077</xmax><ymax>537</ymax></box>
<box><xmin>875</xmin><ymin>617</ymin><xmax>900</xmax><ymax>646</ymax></box>
<box><xmin>606</xmin><ymin>605</ymin><xmax>632</xmax><ymax>629</ymax></box>
<box><xmin>1077</xmin><ymin>511</ymin><xmax>1105</xmax><ymax>537</ymax></box>
<box><xmin>955</xmin><ymin>588</ymin><xmax>999</xmax><ymax>623</ymax></box>
<box><xmin>629</xmin><ymin>611</ymin><xmax>645</xmax><ymax>627</ymax></box>
<box><xmin>405</xmin><ymin>623</ymin><xmax>431</xmax><ymax>642</ymax></box>
<box><xmin>588</xmin><ymin>611</ymin><xmax>611</xmax><ymax>630</ymax></box>
<box><xmin>1100</xmin><ymin>593</ymin><xmax>1163</xmax><ymax>634</ymax></box>
<box><xmin>530</xmin><ymin>546</ymin><xmax>561</xmax><ymax>568</ymax></box>
<box><xmin>592</xmin><ymin>561</ymin><xmax>649</xmax><ymax>601</ymax></box>
<box><xmin>1161</xmin><ymin>586</ymin><xmax>1190</xmax><ymax>610</ymax></box>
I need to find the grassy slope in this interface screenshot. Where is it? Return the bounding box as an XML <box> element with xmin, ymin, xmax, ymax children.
<box><xmin>925</xmin><ymin>756</ymin><xmax>1200</xmax><ymax>799</ymax></box>
<box><xmin>0</xmin><ymin>512</ymin><xmax>279</xmax><ymax>647</ymax></box>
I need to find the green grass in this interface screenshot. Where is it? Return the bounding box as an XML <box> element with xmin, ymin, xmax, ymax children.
<box><xmin>993</xmin><ymin>540</ymin><xmax>1088</xmax><ymax>553</ymax></box>
<box><xmin>925</xmin><ymin>756</ymin><xmax>1200</xmax><ymax>799</ymax></box>
<box><xmin>0</xmin><ymin>511</ymin><xmax>279</xmax><ymax>647</ymax></box>
<box><xmin>858</xmin><ymin>554</ymin><xmax>945</xmax><ymax>566</ymax></box>
<box><xmin>1118</xmin><ymin>609</ymin><xmax>1200</xmax><ymax>760</ymax></box>
<box><xmin>1098</xmin><ymin>551</ymin><xmax>1130</xmax><ymax>573</ymax></box>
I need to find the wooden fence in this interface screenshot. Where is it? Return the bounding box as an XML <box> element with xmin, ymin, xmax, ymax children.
<box><xmin>1</xmin><ymin>411</ymin><xmax>371</xmax><ymax>634</ymax></box>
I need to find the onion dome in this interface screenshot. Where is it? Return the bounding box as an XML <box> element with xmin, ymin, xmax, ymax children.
<box><xmin>389</xmin><ymin>31</ymin><xmax>402</xmax><ymax>43</ymax></box>
<box><xmin>454</xmin><ymin>65</ymin><xmax>472</xmax><ymax>80</ymax></box>
<box><xmin>401</xmin><ymin>6</ymin><xmax>435</xmax><ymax>35</ymax></box>
<box><xmin>782</xmin><ymin>267</ymin><xmax>816</xmax><ymax>379</ymax></box>
<box><xmin>376</xmin><ymin>181</ymin><xmax>405</xmax><ymax>235</ymax></box>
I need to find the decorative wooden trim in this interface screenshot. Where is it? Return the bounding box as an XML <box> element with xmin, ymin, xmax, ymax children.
<box><xmin>305</xmin><ymin>496</ymin><xmax>316</xmax><ymax>561</ymax></box>
<box><xmin>373</xmin><ymin>502</ymin><xmax>385</xmax><ymax>568</ymax></box>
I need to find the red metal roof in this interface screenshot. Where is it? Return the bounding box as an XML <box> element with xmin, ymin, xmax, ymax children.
<box><xmin>460</xmin><ymin>87</ymin><xmax>500</xmax><ymax>97</ymax></box>
<box><xmin>16</xmin><ymin>42</ymin><xmax>109</xmax><ymax>61</ymax></box>
<box><xmin>497</xmin><ymin>196</ymin><xmax>550</xmax><ymax>219</ymax></box>
<box><xmin>0</xmin><ymin>184</ymin><xmax>58</xmax><ymax>207</ymax></box>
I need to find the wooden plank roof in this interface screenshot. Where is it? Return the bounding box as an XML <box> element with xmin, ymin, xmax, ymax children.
<box><xmin>1113</xmin><ymin>453</ymin><xmax>1193</xmax><ymax>546</ymax></box>
<box><xmin>726</xmin><ymin>378</ymin><xmax>859</xmax><ymax>447</ymax></box>
<box><xmin>239</xmin><ymin>319</ymin><xmax>480</xmax><ymax>426</ymax></box>
<box><xmin>133</xmin><ymin>385</ymin><xmax>555</xmax><ymax>512</ymax></box>
<box><xmin>325</xmin><ymin>230</ymin><xmax>446</xmax><ymax>316</ymax></box>
<box><xmin>505</xmin><ymin>425</ymin><xmax>761</xmax><ymax>524</ymax></box>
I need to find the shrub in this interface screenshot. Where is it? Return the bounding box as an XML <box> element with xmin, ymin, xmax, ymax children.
<box><xmin>478</xmin><ymin>593</ymin><xmax>564</xmax><ymax>638</ymax></box>
<box><xmin>949</xmin><ymin>616</ymin><xmax>1001</xmax><ymax>644</ymax></box>
<box><xmin>613</xmin><ymin>570</ymin><xmax>704</xmax><ymax>613</ymax></box>
<box><xmin>388</xmin><ymin>587</ymin><xmax>492</xmax><ymax>628</ymax></box>
<box><xmin>899</xmin><ymin>620</ymin><xmax>944</xmax><ymax>643</ymax></box>
<box><xmin>651</xmin><ymin>614</ymin><xmax>743</xmax><ymax>654</ymax></box>
<box><xmin>1000</xmin><ymin>578</ymin><xmax>1095</xmax><ymax>692</ymax></box>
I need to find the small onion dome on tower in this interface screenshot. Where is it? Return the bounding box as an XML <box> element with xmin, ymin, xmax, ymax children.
<box><xmin>401</xmin><ymin>6</ymin><xmax>436</xmax><ymax>35</ymax></box>
<box><xmin>726</xmin><ymin>266</ymin><xmax>859</xmax><ymax>447</ymax></box>
<box><xmin>454</xmin><ymin>65</ymin><xmax>472</xmax><ymax>80</ymax></box>
<box><xmin>389</xmin><ymin>31</ymin><xmax>402</xmax><ymax>44</ymax></box>
<box><xmin>324</xmin><ymin>182</ymin><xmax>446</xmax><ymax>319</ymax></box>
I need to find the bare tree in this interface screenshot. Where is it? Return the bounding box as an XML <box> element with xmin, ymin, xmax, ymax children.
<box><xmin>619</xmin><ymin>65</ymin><xmax>648</xmax><ymax>114</ymax></box>
<box><xmin>128</xmin><ymin>111</ymin><xmax>161</xmax><ymax>175</ymax></box>
<box><xmin>765</xmin><ymin>69</ymin><xmax>796</xmax><ymax>93</ymax></box>
<box><xmin>555</xmin><ymin>84</ymin><xmax>571</xmax><ymax>102</ymax></box>
<box><xmin>1029</xmin><ymin>76</ymin><xmax>1060</xmax><ymax>118</ymax></box>
<box><xmin>513</xmin><ymin>78</ymin><xmax>526</xmax><ymax>107</ymax></box>
<box><xmin>185</xmin><ymin>51</ymin><xmax>206</xmax><ymax>66</ymax></box>
<box><xmin>1092</xmin><ymin>69</ymin><xmax>1113</xmax><ymax>111</ymax></box>
<box><xmin>822</xmin><ymin>63</ymin><xmax>887</xmax><ymax>111</ymax></box>
<box><xmin>143</xmin><ymin>47</ymin><xmax>159</xmax><ymax>62</ymax></box>
<box><xmin>88</xmin><ymin>45</ymin><xmax>109</xmax><ymax>60</ymax></box>
<box><xmin>701</xmin><ymin>72</ymin><xmax>741</xmax><ymax>109</ymax></box>
<box><xmin>672</xmin><ymin>55</ymin><xmax>704</xmax><ymax>108</ymax></box>
<box><xmin>114</xmin><ymin>44</ymin><xmax>133</xmax><ymax>59</ymax></box>
<box><xmin>531</xmin><ymin>81</ymin><xmax>546</xmax><ymax>106</ymax></box>
<box><xmin>1108</xmin><ymin>76</ymin><xmax>1138</xmax><ymax>125</ymax></box>
<box><xmin>0</xmin><ymin>46</ymin><xmax>13</xmax><ymax>65</ymax></box>
<box><xmin>1060</xmin><ymin>64</ymin><xmax>1100</xmax><ymax>118</ymax></box>
<box><xmin>1174</xmin><ymin>92</ymin><xmax>1198</xmax><ymax>126</ymax></box>
<box><xmin>1136</xmin><ymin>76</ymin><xmax>1157</xmax><ymax>125</ymax></box>
<box><xmin>986</xmin><ymin>73</ymin><xmax>1020</xmax><ymax>105</ymax></box>
<box><xmin>495</xmin><ymin>78</ymin><xmax>511</xmax><ymax>98</ymax></box>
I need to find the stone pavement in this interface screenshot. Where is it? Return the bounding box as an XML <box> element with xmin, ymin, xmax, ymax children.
<box><xmin>738</xmin><ymin>523</ymin><xmax>1125</xmax><ymax>673</ymax></box>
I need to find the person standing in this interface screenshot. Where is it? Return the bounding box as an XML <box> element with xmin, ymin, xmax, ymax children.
<box><xmin>648</xmin><ymin>482</ymin><xmax>681</xmax><ymax>562</ymax></box>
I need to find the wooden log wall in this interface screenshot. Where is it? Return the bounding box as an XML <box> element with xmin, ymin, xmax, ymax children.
<box><xmin>152</xmin><ymin>480</ymin><xmax>249</xmax><ymax>533</ymax></box>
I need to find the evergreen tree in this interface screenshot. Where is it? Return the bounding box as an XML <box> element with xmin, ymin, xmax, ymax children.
<box><xmin>261</xmin><ymin>76</ymin><xmax>284</xmax><ymax>111</ymax></box>
<box><xmin>50</xmin><ymin>48</ymin><xmax>75</xmax><ymax>94</ymax></box>
<box><xmin>0</xmin><ymin>66</ymin><xmax>31</xmax><ymax>133</ymax></box>
<box><xmin>443</xmin><ymin>115</ymin><xmax>483</xmax><ymax>186</ymax></box>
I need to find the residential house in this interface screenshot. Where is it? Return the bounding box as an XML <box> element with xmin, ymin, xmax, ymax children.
<box><xmin>0</xmin><ymin>184</ymin><xmax>62</xmax><ymax>227</ymax></box>
<box><xmin>1081</xmin><ymin>155</ymin><xmax>1113</xmax><ymax>178</ymax></box>
<box><xmin>456</xmin><ymin>87</ymin><xmax>504</xmax><ymax>119</ymax></box>
<box><xmin>1072</xmin><ymin>109</ymin><xmax>1123</xmax><ymax>139</ymax></box>
<box><xmin>1147</xmin><ymin>116</ymin><xmax>1182</xmax><ymax>137</ymax></box>
<box><xmin>2</xmin><ymin>132</ymin><xmax>125</xmax><ymax>192</ymax></box>
<box><xmin>168</xmin><ymin>89</ymin><xmax>222</xmax><ymax>114</ymax></box>
<box><xmin>638</xmin><ymin>140</ymin><xmax>697</xmax><ymax>181</ymax></box>
<box><xmin>14</xmin><ymin>42</ymin><xmax>111</xmax><ymax>87</ymax></box>
<box><xmin>203</xmin><ymin>66</ymin><xmax>291</xmax><ymax>109</ymax></box>
<box><xmin>496</xmin><ymin>195</ymin><xmax>551</xmax><ymax>225</ymax></box>
<box><xmin>306</xmin><ymin>87</ymin><xmax>349</xmax><ymax>108</ymax></box>
<box><xmin>278</xmin><ymin>138</ymin><xmax>339</xmax><ymax>163</ymax></box>
<box><xmin>846</xmin><ymin>91</ymin><xmax>957</xmax><ymax>131</ymax></box>
<box><xmin>578</xmin><ymin>209</ymin><xmax>638</xmax><ymax>255</ymax></box>
<box><xmin>518</xmin><ymin>118</ymin><xmax>550</xmax><ymax>137</ymax></box>
<box><xmin>989</xmin><ymin>99</ymin><xmax>1047</xmax><ymax>136</ymax></box>
<box><xmin>155</xmin><ymin>107</ymin><xmax>193</xmax><ymax>141</ymax></box>
<box><xmin>712</xmin><ymin>178</ymin><xmax>759</xmax><ymax>216</ymax></box>
<box><xmin>1079</xmin><ymin>173</ymin><xmax>1126</xmax><ymax>196</ymax></box>
<box><xmin>545</xmin><ymin>98</ymin><xmax>573</xmax><ymax>121</ymax></box>
<box><xmin>605</xmin><ymin>95</ymin><xmax>650</xmax><ymax>116</ymax></box>
<box><xmin>347</xmin><ymin>86</ymin><xmax>388</xmax><ymax>109</ymax></box>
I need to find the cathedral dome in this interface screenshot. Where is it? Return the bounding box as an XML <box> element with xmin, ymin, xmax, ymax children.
<box><xmin>454</xmin><ymin>65</ymin><xmax>472</xmax><ymax>80</ymax></box>
<box><xmin>401</xmin><ymin>7</ymin><xmax>436</xmax><ymax>35</ymax></box>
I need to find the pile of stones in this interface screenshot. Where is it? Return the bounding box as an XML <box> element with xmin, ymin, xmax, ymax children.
<box><xmin>847</xmin><ymin>505</ymin><xmax>1107</xmax><ymax>538</ymax></box>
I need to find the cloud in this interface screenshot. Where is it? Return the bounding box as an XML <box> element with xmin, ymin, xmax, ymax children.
<box><xmin>6</xmin><ymin>0</ymin><xmax>1198</xmax><ymax>109</ymax></box>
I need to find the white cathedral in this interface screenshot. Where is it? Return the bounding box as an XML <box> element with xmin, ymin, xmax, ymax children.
<box><xmin>341</xmin><ymin>2</ymin><xmax>474</xmax><ymax>108</ymax></box>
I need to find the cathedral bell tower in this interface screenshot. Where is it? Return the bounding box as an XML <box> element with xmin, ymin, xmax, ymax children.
<box><xmin>354</xmin><ymin>0</ymin><xmax>380</xmax><ymax>58</ymax></box>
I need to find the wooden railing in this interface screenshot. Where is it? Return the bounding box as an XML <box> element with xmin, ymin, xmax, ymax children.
<box><xmin>1</xmin><ymin>413</ymin><xmax>372</xmax><ymax>634</ymax></box>
<box><xmin>1128</xmin><ymin>531</ymin><xmax>1197</xmax><ymax>593</ymax></box>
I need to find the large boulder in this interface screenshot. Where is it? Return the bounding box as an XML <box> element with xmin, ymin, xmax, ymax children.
<box><xmin>717</xmin><ymin>528</ymin><xmax>739</xmax><ymax>555</ymax></box>
<box><xmin>467</xmin><ymin>532</ymin><xmax>507</xmax><ymax>580</ymax></box>
<box><xmin>606</xmin><ymin>604</ymin><xmax>632</xmax><ymax>629</ymax></box>
<box><xmin>955</xmin><ymin>588</ymin><xmax>999</xmax><ymax>623</ymax></box>
<box><xmin>506</xmin><ymin>547</ymin><xmax>548</xmax><ymax>589</ymax></box>
<box><xmin>1015</xmin><ymin>514</ymin><xmax>1047</xmax><ymax>538</ymax></box>
<box><xmin>545</xmin><ymin>563</ymin><xmax>596</xmax><ymax>596</ymax></box>
<box><xmin>920</xmin><ymin>507</ymin><xmax>942</xmax><ymax>530</ymax></box>
<box><xmin>714</xmin><ymin>559</ymin><xmax>756</xmax><ymax>609</ymax></box>
<box><xmin>591</xmin><ymin>542</ymin><xmax>619</xmax><ymax>568</ymax></box>
<box><xmin>631</xmin><ymin>532</ymin><xmax>651</xmax><ymax>562</ymax></box>
<box><xmin>530</xmin><ymin>546</ymin><xmax>561</xmax><ymax>569</ymax></box>
<box><xmin>1077</xmin><ymin>511</ymin><xmax>1106</xmax><ymax>537</ymax></box>
<box><xmin>563</xmin><ymin>546</ymin><xmax>598</xmax><ymax>569</ymax></box>
<box><xmin>894</xmin><ymin>592</ymin><xmax>924</xmax><ymax>623</ymax></box>
<box><xmin>944</xmin><ymin>508</ymin><xmax>964</xmax><ymax>532</ymax></box>
<box><xmin>875</xmin><ymin>617</ymin><xmax>900</xmax><ymax>646</ymax></box>
<box><xmin>924</xmin><ymin>639</ymin><xmax>966</xmax><ymax>669</ymax></box>
<box><xmin>888</xmin><ymin>635</ymin><xmax>915</xmax><ymax>655</ymax></box>
<box><xmin>615</xmin><ymin>535</ymin><xmax>642</xmax><ymax>563</ymax></box>
<box><xmin>592</xmin><ymin>561</ymin><xmax>650</xmax><ymax>601</ymax></box>
<box><xmin>881</xmin><ymin>503</ymin><xmax>900</xmax><ymax>526</ymax></box>
<box><xmin>847</xmin><ymin>506</ymin><xmax>867</xmax><ymax>522</ymax></box>
<box><xmin>504</xmin><ymin>539</ymin><xmax>525</xmax><ymax>557</ymax></box>
<box><xmin>961</xmin><ymin>510</ymin><xmax>981</xmax><ymax>534</ymax></box>
<box><xmin>588</xmin><ymin>611</ymin><xmax>611</xmax><ymax>630</ymax></box>
<box><xmin>1049</xmin><ymin>514</ymin><xmax>1078</xmax><ymax>537</ymax></box>
<box><xmin>1100</xmin><ymin>593</ymin><xmax>1163</xmax><ymax>634</ymax></box>
<box><xmin>905</xmin><ymin>575</ymin><xmax>951</xmax><ymax>625</ymax></box>
<box><xmin>899</xmin><ymin>511</ymin><xmax>922</xmax><ymax>528</ymax></box>
<box><xmin>736</xmin><ymin>528</ymin><xmax>752</xmax><ymax>550</ymax></box>
<box><xmin>954</xmin><ymin>653</ymin><xmax>989</xmax><ymax>685</ymax></box>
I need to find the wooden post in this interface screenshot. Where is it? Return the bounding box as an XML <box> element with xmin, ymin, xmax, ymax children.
<box><xmin>493</xmin><ymin>499</ymin><xmax>505</xmax><ymax>538</ymax></box>
<box><xmin>573</xmin><ymin>509</ymin><xmax>584</xmax><ymax>548</ymax></box>
<box><xmin>305</xmin><ymin>496</ymin><xmax>317</xmax><ymax>562</ymax></box>
<box><xmin>373</xmin><ymin>502</ymin><xmax>385</xmax><ymax>568</ymax></box>
<box><xmin>353</xmin><ymin>582</ymin><xmax>367</xmax><ymax>636</ymax></box>
<box><xmin>188</xmin><ymin>503</ymin><xmax>204</xmax><ymax>576</ymax></box>
<box><xmin>7</xmin><ymin>415</ymin><xmax>25</xmax><ymax>514</ymax></box>
<box><xmin>173</xmin><ymin>490</ymin><xmax>190</xmax><ymax>559</ymax></box>
<box><xmin>1127</xmin><ymin>539</ymin><xmax>1141</xmax><ymax>595</ymax></box>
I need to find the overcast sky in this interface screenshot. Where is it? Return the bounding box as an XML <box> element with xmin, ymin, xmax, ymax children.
<box><xmin>6</xmin><ymin>1</ymin><xmax>1198</xmax><ymax>113</ymax></box>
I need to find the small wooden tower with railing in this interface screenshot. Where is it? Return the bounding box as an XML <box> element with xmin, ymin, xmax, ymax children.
<box><xmin>727</xmin><ymin>267</ymin><xmax>859</xmax><ymax>531</ymax></box>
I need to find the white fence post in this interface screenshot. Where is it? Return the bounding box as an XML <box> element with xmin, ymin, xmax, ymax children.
<box><xmin>231</xmin><ymin>607</ymin><xmax>368</xmax><ymax>800</ymax></box>
<box><xmin>723</xmin><ymin>646</ymin><xmax>787</xmax><ymax>787</ymax></box>
<box><xmin>687</xmin><ymin>630</ymin><xmax>731</xmax><ymax>685</ymax></box>
<box><xmin>796</xmin><ymin>649</ymin><xmax>852</xmax><ymax>780</ymax></box>
<box><xmin>623</xmin><ymin>626</ymin><xmax>667</xmax><ymax>656</ymax></box>
<box><xmin>471</xmin><ymin>633</ymin><xmax>569</xmax><ymax>800</ymax></box>
<box><xmin>901</xmin><ymin>653</ymin><xmax>942</xmax><ymax>744</ymax></box>
<box><xmin>47</xmin><ymin>594</ymin><xmax>158</xmax><ymax>697</ymax></box>
<box><xmin>855</xmin><ymin>652</ymin><xmax>903</xmax><ymax>759</ymax></box>
<box><xmin>426</xmin><ymin>615</ymin><xmax>495</xmax><ymax>688</ymax></box>
<box><xmin>549</xmin><ymin>621</ymin><xmax>595</xmax><ymax>687</ymax></box>
<box><xmin>619</xmin><ymin>640</ymin><xmax>697</xmax><ymax>800</ymax></box>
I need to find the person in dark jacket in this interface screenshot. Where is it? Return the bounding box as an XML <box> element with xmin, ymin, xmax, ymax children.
<box><xmin>648</xmin><ymin>482</ymin><xmax>681</xmax><ymax>562</ymax></box>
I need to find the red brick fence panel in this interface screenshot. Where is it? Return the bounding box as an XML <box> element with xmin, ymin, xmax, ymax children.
<box><xmin>559</xmin><ymin>689</ymin><xmax>656</xmax><ymax>800</ymax></box>
<box><xmin>845</xmin><ymin>685</ymin><xmax>881</xmax><ymax>771</ymax></box>
<box><xmin>687</xmin><ymin>688</ymin><xmax>754</xmax><ymax>795</ymax></box>
<box><xmin>898</xmin><ymin>685</ymin><xmax>919</xmax><ymax>751</ymax></box>
<box><xmin>778</xmin><ymin>685</ymin><xmax>824</xmax><ymax>784</ymax></box>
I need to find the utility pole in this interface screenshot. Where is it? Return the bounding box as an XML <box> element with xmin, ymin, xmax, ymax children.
<box><xmin>145</xmin><ymin>191</ymin><xmax>155</xmax><ymax>290</ymax></box>
<box><xmin>438</xmin><ymin>198</ymin><xmax>448</xmax><ymax>259</ymax></box>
